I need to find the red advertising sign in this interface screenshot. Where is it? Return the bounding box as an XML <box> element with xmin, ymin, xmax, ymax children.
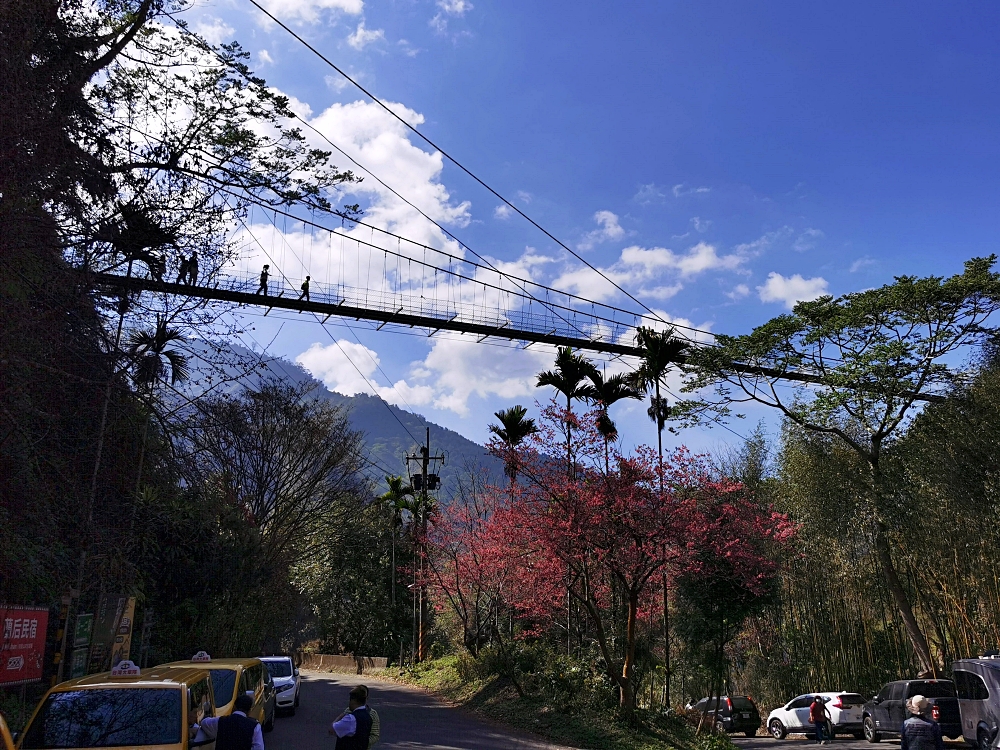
<box><xmin>0</xmin><ymin>606</ymin><xmax>48</xmax><ymax>686</ymax></box>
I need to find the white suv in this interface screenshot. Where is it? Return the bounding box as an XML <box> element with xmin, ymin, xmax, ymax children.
<box><xmin>261</xmin><ymin>656</ymin><xmax>300</xmax><ymax>715</ymax></box>
<box><xmin>767</xmin><ymin>692</ymin><xmax>866</xmax><ymax>739</ymax></box>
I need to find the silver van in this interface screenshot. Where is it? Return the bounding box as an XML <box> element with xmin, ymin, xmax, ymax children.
<box><xmin>953</xmin><ymin>657</ymin><xmax>1000</xmax><ymax>750</ymax></box>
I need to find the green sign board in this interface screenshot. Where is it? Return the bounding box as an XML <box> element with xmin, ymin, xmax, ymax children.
<box><xmin>73</xmin><ymin>613</ymin><xmax>93</xmax><ymax>648</ymax></box>
<box><xmin>70</xmin><ymin>647</ymin><xmax>89</xmax><ymax>679</ymax></box>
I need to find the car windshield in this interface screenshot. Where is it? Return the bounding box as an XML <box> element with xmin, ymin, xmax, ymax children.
<box><xmin>264</xmin><ymin>660</ymin><xmax>293</xmax><ymax>678</ymax></box>
<box><xmin>908</xmin><ymin>681</ymin><xmax>956</xmax><ymax>699</ymax></box>
<box><xmin>731</xmin><ymin>698</ymin><xmax>755</xmax><ymax>710</ymax></box>
<box><xmin>21</xmin><ymin>688</ymin><xmax>181</xmax><ymax>748</ymax></box>
<box><xmin>840</xmin><ymin>694</ymin><xmax>865</xmax><ymax>706</ymax></box>
<box><xmin>211</xmin><ymin>670</ymin><xmax>238</xmax><ymax>704</ymax></box>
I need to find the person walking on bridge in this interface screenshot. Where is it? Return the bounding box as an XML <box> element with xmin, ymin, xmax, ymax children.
<box><xmin>298</xmin><ymin>275</ymin><xmax>310</xmax><ymax>302</ymax></box>
<box><xmin>188</xmin><ymin>251</ymin><xmax>199</xmax><ymax>285</ymax></box>
<box><xmin>328</xmin><ymin>686</ymin><xmax>372</xmax><ymax>749</ymax></box>
<box><xmin>196</xmin><ymin>693</ymin><xmax>264</xmax><ymax>750</ymax></box>
<box><xmin>256</xmin><ymin>264</ymin><xmax>270</xmax><ymax>295</ymax></box>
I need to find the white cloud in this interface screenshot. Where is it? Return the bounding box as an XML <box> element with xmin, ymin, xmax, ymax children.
<box><xmin>193</xmin><ymin>17</ymin><xmax>235</xmax><ymax>45</ymax></box>
<box><xmin>633</xmin><ymin>183</ymin><xmax>667</xmax><ymax>205</ymax></box>
<box><xmin>429</xmin><ymin>13</ymin><xmax>447</xmax><ymax>32</ymax></box>
<box><xmin>416</xmin><ymin>338</ymin><xmax>552</xmax><ymax>416</ymax></box>
<box><xmin>691</xmin><ymin>216</ymin><xmax>710</xmax><ymax>232</ymax></box>
<box><xmin>494</xmin><ymin>204</ymin><xmax>513</xmax><ymax>220</ymax></box>
<box><xmin>296</xmin><ymin>341</ymin><xmax>434</xmax><ymax>407</ymax></box>
<box><xmin>578</xmin><ymin>210</ymin><xmax>625</xmax><ymax>251</ymax></box>
<box><xmin>726</xmin><ymin>283</ymin><xmax>750</xmax><ymax>300</ymax></box>
<box><xmin>306</xmin><ymin>99</ymin><xmax>471</xmax><ymax>245</ymax></box>
<box><xmin>793</xmin><ymin>228</ymin><xmax>824</xmax><ymax>252</ymax></box>
<box><xmin>258</xmin><ymin>49</ymin><xmax>275</xmax><ymax>65</ymax></box>
<box><xmin>554</xmin><ymin>241</ymin><xmax>743</xmax><ymax>303</ymax></box>
<box><xmin>734</xmin><ymin>227</ymin><xmax>793</xmax><ymax>257</ymax></box>
<box><xmin>255</xmin><ymin>0</ymin><xmax>363</xmax><ymax>25</ymax></box>
<box><xmin>437</xmin><ymin>0</ymin><xmax>472</xmax><ymax>14</ymax></box>
<box><xmin>757</xmin><ymin>272</ymin><xmax>829</xmax><ymax>309</ymax></box>
<box><xmin>397</xmin><ymin>39</ymin><xmax>421</xmax><ymax>57</ymax></box>
<box><xmin>347</xmin><ymin>21</ymin><xmax>384</xmax><ymax>50</ymax></box>
<box><xmin>672</xmin><ymin>184</ymin><xmax>711</xmax><ymax>197</ymax></box>
<box><xmin>850</xmin><ymin>257</ymin><xmax>876</xmax><ymax>273</ymax></box>
<box><xmin>516</xmin><ymin>190</ymin><xmax>532</xmax><ymax>204</ymax></box>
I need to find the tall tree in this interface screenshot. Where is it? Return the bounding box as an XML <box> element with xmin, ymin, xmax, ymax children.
<box><xmin>685</xmin><ymin>257</ymin><xmax>1000</xmax><ymax>674</ymax></box>
<box><xmin>487</xmin><ymin>405</ymin><xmax>538</xmax><ymax>483</ymax></box>
<box><xmin>584</xmin><ymin>370</ymin><xmax>641</xmax><ymax>471</ymax></box>
<box><xmin>536</xmin><ymin>347</ymin><xmax>598</xmax><ymax>478</ymax></box>
<box><xmin>629</xmin><ymin>325</ymin><xmax>689</xmax><ymax>708</ymax></box>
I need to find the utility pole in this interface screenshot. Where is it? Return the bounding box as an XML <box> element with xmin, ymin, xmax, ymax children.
<box><xmin>405</xmin><ymin>427</ymin><xmax>444</xmax><ymax>663</ymax></box>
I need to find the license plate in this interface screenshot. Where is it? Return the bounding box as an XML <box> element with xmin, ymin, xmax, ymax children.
<box><xmin>742</xmin><ymin>712</ymin><xmax>750</xmax><ymax>718</ymax></box>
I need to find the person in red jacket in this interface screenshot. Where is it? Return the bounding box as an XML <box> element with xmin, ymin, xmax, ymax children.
<box><xmin>810</xmin><ymin>696</ymin><xmax>831</xmax><ymax>745</ymax></box>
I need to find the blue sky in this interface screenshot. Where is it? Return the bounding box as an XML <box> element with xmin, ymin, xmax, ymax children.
<box><xmin>190</xmin><ymin>0</ymin><xmax>1000</xmax><ymax>452</ymax></box>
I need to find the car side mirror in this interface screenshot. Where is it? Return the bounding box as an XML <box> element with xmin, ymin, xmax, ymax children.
<box><xmin>294</xmin><ymin>668</ymin><xmax>300</xmax><ymax>677</ymax></box>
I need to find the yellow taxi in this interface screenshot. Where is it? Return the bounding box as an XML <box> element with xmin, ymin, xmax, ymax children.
<box><xmin>15</xmin><ymin>660</ymin><xmax>217</xmax><ymax>750</ymax></box>
<box><xmin>1</xmin><ymin>713</ymin><xmax>14</xmax><ymax>750</ymax></box>
<box><xmin>155</xmin><ymin>653</ymin><xmax>274</xmax><ymax>732</ymax></box>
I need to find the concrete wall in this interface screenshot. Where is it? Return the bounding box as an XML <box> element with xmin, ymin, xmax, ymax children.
<box><xmin>298</xmin><ymin>653</ymin><xmax>388</xmax><ymax>674</ymax></box>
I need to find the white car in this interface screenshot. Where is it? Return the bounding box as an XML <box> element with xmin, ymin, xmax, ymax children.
<box><xmin>767</xmin><ymin>692</ymin><xmax>866</xmax><ymax>740</ymax></box>
<box><xmin>261</xmin><ymin>655</ymin><xmax>301</xmax><ymax>715</ymax></box>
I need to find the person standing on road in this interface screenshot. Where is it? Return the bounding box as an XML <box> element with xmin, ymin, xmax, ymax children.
<box><xmin>328</xmin><ymin>686</ymin><xmax>372</xmax><ymax>750</ymax></box>
<box><xmin>901</xmin><ymin>695</ymin><xmax>944</xmax><ymax>750</ymax></box>
<box><xmin>358</xmin><ymin>685</ymin><xmax>380</xmax><ymax>747</ymax></box>
<box><xmin>810</xmin><ymin>695</ymin><xmax>830</xmax><ymax>745</ymax></box>
<box><xmin>196</xmin><ymin>693</ymin><xmax>264</xmax><ymax>750</ymax></box>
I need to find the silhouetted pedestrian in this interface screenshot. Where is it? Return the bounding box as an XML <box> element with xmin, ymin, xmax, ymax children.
<box><xmin>188</xmin><ymin>251</ymin><xmax>199</xmax><ymax>285</ymax></box>
<box><xmin>298</xmin><ymin>276</ymin><xmax>310</xmax><ymax>302</ymax></box>
<box><xmin>256</xmin><ymin>265</ymin><xmax>270</xmax><ymax>295</ymax></box>
<box><xmin>177</xmin><ymin>256</ymin><xmax>190</xmax><ymax>284</ymax></box>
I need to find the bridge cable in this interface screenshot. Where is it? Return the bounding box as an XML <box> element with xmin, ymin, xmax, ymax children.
<box><xmin>242</xmin><ymin>0</ymin><xmax>687</xmax><ymax>338</ymax></box>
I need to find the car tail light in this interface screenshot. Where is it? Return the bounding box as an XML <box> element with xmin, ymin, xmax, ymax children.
<box><xmin>832</xmin><ymin>697</ymin><xmax>843</xmax><ymax>709</ymax></box>
<box><xmin>726</xmin><ymin>697</ymin><xmax>733</xmax><ymax>711</ymax></box>
<box><xmin>932</xmin><ymin>705</ymin><xmax>941</xmax><ymax>721</ymax></box>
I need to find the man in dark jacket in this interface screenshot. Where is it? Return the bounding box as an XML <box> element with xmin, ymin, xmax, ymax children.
<box><xmin>901</xmin><ymin>695</ymin><xmax>944</xmax><ymax>750</ymax></box>
<box><xmin>197</xmin><ymin>693</ymin><xmax>264</xmax><ymax>750</ymax></box>
<box><xmin>329</xmin><ymin>686</ymin><xmax>372</xmax><ymax>750</ymax></box>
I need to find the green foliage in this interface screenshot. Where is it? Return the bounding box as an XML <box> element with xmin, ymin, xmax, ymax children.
<box><xmin>693</xmin><ymin>729</ymin><xmax>740</xmax><ymax>750</ymax></box>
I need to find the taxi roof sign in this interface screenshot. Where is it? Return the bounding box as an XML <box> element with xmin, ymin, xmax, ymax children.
<box><xmin>191</xmin><ymin>651</ymin><xmax>212</xmax><ymax>663</ymax></box>
<box><xmin>110</xmin><ymin>660</ymin><xmax>141</xmax><ymax>677</ymax></box>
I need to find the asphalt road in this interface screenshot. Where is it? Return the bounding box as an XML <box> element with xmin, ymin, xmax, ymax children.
<box><xmin>734</xmin><ymin>733</ymin><xmax>970</xmax><ymax>750</ymax></box>
<box><xmin>263</xmin><ymin>669</ymin><xmax>577</xmax><ymax>750</ymax></box>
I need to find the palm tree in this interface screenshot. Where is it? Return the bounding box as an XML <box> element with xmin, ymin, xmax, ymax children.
<box><xmin>380</xmin><ymin>475</ymin><xmax>414</xmax><ymax>608</ymax></box>
<box><xmin>127</xmin><ymin>316</ymin><xmax>189</xmax><ymax>493</ymax></box>
<box><xmin>584</xmin><ymin>370</ymin><xmax>641</xmax><ymax>472</ymax></box>
<box><xmin>488</xmin><ymin>405</ymin><xmax>538</xmax><ymax>483</ymax></box>
<box><xmin>536</xmin><ymin>347</ymin><xmax>598</xmax><ymax>479</ymax></box>
<box><xmin>628</xmin><ymin>325</ymin><xmax>689</xmax><ymax>711</ymax></box>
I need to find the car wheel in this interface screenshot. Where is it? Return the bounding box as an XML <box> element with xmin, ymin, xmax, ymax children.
<box><xmin>978</xmin><ymin>729</ymin><xmax>990</xmax><ymax>750</ymax></box>
<box><xmin>864</xmin><ymin>716</ymin><xmax>881</xmax><ymax>743</ymax></box>
<box><xmin>769</xmin><ymin>720</ymin><xmax>787</xmax><ymax>740</ymax></box>
<box><xmin>263</xmin><ymin>711</ymin><xmax>274</xmax><ymax>733</ymax></box>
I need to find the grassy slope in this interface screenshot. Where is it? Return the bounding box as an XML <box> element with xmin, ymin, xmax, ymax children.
<box><xmin>389</xmin><ymin>656</ymin><xmax>697</xmax><ymax>750</ymax></box>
